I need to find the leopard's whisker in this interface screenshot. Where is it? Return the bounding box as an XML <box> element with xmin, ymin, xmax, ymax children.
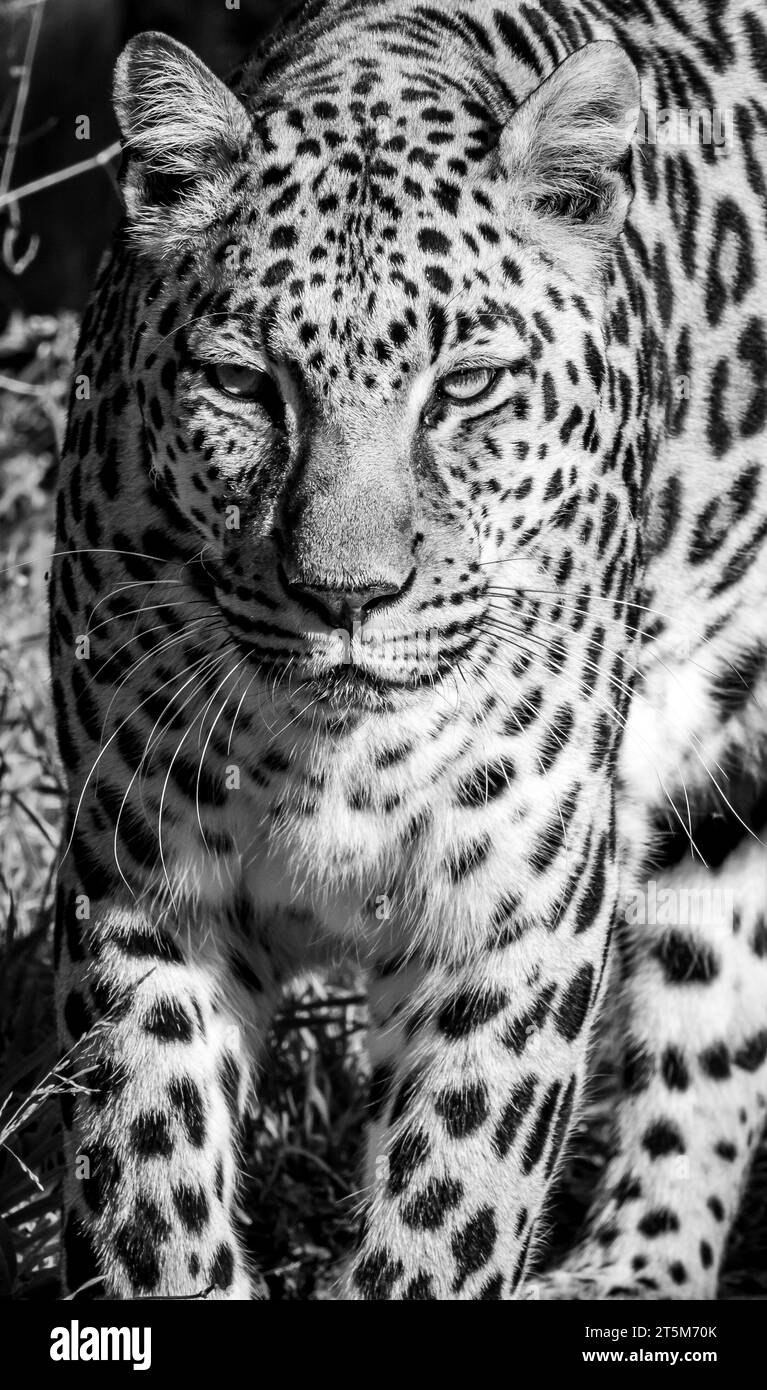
<box><xmin>489</xmin><ymin>596</ymin><xmax>742</xmax><ymax>791</ymax></box>
<box><xmin>62</xmin><ymin>643</ymin><xmax>220</xmax><ymax>876</ymax></box>
<box><xmin>226</xmin><ymin>667</ymin><xmax>261</xmax><ymax>756</ymax></box>
<box><xmin>486</xmin><ymin>582</ymin><xmax>749</xmax><ymax>695</ymax></box>
<box><xmin>194</xmin><ymin>653</ymin><xmax>251</xmax><ymax>850</ymax></box>
<box><xmin>111</xmin><ymin>653</ymin><xmax>221</xmax><ymax>895</ymax></box>
<box><xmin>84</xmin><ymin>577</ymin><xmax>188</xmax><ymax>630</ymax></box>
<box><xmin>481</xmin><ymin>620</ymin><xmax>706</xmax><ymax>862</ymax></box>
<box><xmin>84</xmin><ymin>595</ymin><xmax>208</xmax><ymax>640</ymax></box>
<box><xmin>156</xmin><ymin>654</ymin><xmax>232</xmax><ymax>909</ymax></box>
<box><xmin>92</xmin><ymin>621</ymin><xmax>214</xmax><ymax>760</ymax></box>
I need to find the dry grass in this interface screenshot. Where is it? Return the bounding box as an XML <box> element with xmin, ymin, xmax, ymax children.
<box><xmin>0</xmin><ymin>313</ymin><xmax>765</xmax><ymax>1300</ymax></box>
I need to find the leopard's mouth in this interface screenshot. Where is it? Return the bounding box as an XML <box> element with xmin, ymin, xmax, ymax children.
<box><xmin>287</xmin><ymin>654</ymin><xmax>437</xmax><ymax>718</ymax></box>
<box><xmin>227</xmin><ymin>636</ymin><xmax>445</xmax><ymax>722</ymax></box>
<box><xmin>227</xmin><ymin>617</ymin><xmax>440</xmax><ymax>687</ymax></box>
<box><xmin>303</xmin><ymin>663</ymin><xmax>399</xmax><ymax>713</ymax></box>
<box><xmin>226</xmin><ymin>612</ymin><xmax>480</xmax><ymax>717</ymax></box>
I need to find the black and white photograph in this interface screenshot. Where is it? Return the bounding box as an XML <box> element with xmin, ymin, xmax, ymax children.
<box><xmin>1</xmin><ymin>0</ymin><xmax>766</xmax><ymax>1351</ymax></box>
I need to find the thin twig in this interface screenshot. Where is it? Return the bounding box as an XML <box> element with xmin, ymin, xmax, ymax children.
<box><xmin>0</xmin><ymin>140</ymin><xmax>122</xmax><ymax>212</ymax></box>
<box><xmin>0</xmin><ymin>372</ymin><xmax>51</xmax><ymax>396</ymax></box>
<box><xmin>0</xmin><ymin>0</ymin><xmax>45</xmax><ymax>199</ymax></box>
<box><xmin>5</xmin><ymin>789</ymin><xmax>58</xmax><ymax>847</ymax></box>
<box><xmin>1</xmin><ymin>1</ymin><xmax>46</xmax><ymax>15</ymax></box>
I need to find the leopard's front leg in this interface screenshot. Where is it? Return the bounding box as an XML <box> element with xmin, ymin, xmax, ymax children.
<box><xmin>56</xmin><ymin>872</ymin><xmax>279</xmax><ymax>1300</ymax></box>
<box><xmin>347</xmin><ymin>822</ymin><xmax>618</xmax><ymax>1300</ymax></box>
<box><xmin>528</xmin><ymin>833</ymin><xmax>767</xmax><ymax>1301</ymax></box>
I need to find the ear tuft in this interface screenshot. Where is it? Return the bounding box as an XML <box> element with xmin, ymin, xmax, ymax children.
<box><xmin>113</xmin><ymin>32</ymin><xmax>252</xmax><ymax>229</ymax></box>
<box><xmin>498</xmin><ymin>41</ymin><xmax>640</xmax><ymax>269</ymax></box>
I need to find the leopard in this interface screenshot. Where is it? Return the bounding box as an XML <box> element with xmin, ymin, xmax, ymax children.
<box><xmin>49</xmin><ymin>0</ymin><xmax>767</xmax><ymax>1301</ymax></box>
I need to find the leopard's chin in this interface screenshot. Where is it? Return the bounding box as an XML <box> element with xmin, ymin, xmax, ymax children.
<box><xmin>285</xmin><ymin>657</ymin><xmax>452</xmax><ymax>731</ymax></box>
<box><xmin>302</xmin><ymin>662</ymin><xmax>414</xmax><ymax>712</ymax></box>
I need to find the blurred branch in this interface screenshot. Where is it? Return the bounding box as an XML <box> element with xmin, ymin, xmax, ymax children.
<box><xmin>0</xmin><ymin>372</ymin><xmax>51</xmax><ymax>395</ymax></box>
<box><xmin>0</xmin><ymin>116</ymin><xmax>57</xmax><ymax>151</ymax></box>
<box><xmin>0</xmin><ymin>0</ymin><xmax>45</xmax><ymax>201</ymax></box>
<box><xmin>0</xmin><ymin>141</ymin><xmax>122</xmax><ymax>214</ymax></box>
<box><xmin>1</xmin><ymin>0</ymin><xmax>46</xmax><ymax>272</ymax></box>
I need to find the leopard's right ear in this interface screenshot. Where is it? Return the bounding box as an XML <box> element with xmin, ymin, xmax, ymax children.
<box><xmin>114</xmin><ymin>32</ymin><xmax>252</xmax><ymax>239</ymax></box>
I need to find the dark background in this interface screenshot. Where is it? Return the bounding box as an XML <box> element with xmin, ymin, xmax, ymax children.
<box><xmin>0</xmin><ymin>0</ymin><xmax>285</xmax><ymax>321</ymax></box>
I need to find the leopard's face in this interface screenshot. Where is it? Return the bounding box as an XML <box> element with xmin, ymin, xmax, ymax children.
<box><xmin>119</xmin><ymin>32</ymin><xmax>640</xmax><ymax>713</ymax></box>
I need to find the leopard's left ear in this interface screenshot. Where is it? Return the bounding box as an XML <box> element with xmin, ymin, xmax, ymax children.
<box><xmin>114</xmin><ymin>31</ymin><xmax>252</xmax><ymax>241</ymax></box>
<box><xmin>496</xmin><ymin>41</ymin><xmax>640</xmax><ymax>268</ymax></box>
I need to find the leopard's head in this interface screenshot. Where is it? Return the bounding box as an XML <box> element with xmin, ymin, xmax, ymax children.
<box><xmin>113</xmin><ymin>22</ymin><xmax>639</xmax><ymax>716</ymax></box>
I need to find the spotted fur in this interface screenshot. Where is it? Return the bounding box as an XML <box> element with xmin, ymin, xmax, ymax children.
<box><xmin>51</xmin><ymin>0</ymin><xmax>767</xmax><ymax>1300</ymax></box>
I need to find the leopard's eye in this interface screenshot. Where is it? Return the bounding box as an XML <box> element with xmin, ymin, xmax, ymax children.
<box><xmin>206</xmin><ymin>361</ymin><xmax>286</xmax><ymax>429</ymax></box>
<box><xmin>209</xmin><ymin>362</ymin><xmax>267</xmax><ymax>400</ymax></box>
<box><xmin>438</xmin><ymin>366</ymin><xmax>499</xmax><ymax>403</ymax></box>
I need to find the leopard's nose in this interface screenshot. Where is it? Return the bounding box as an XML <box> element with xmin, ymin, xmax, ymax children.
<box><xmin>279</xmin><ymin>566</ymin><xmax>413</xmax><ymax>630</ymax></box>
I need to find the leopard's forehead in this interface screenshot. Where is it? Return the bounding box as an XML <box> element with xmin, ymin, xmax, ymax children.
<box><xmin>245</xmin><ymin>77</ymin><xmax>499</xmax><ymax>164</ymax></box>
<box><xmin>235</xmin><ymin>23</ymin><xmax>510</xmax><ymax>144</ymax></box>
<box><xmin>198</xmin><ymin>69</ymin><xmax>540</xmax><ymax>399</ymax></box>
